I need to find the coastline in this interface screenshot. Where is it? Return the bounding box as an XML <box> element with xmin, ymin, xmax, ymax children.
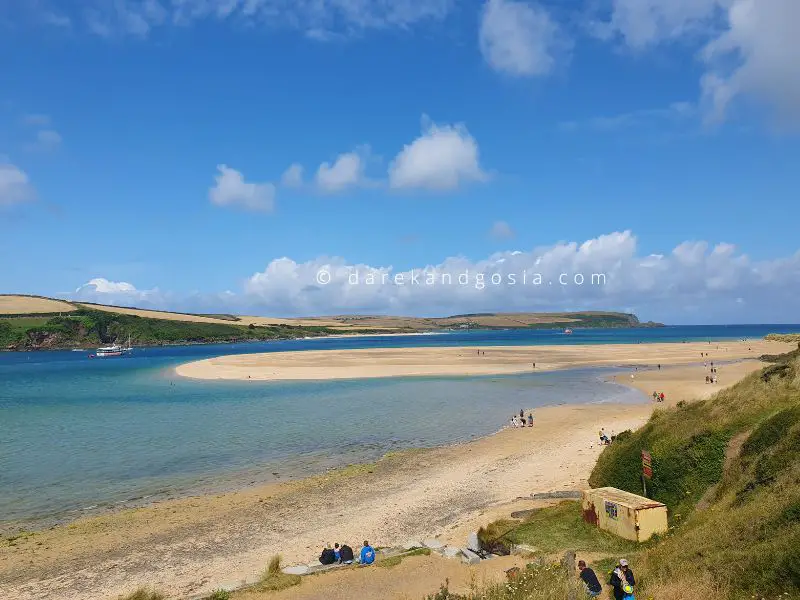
<box><xmin>175</xmin><ymin>339</ymin><xmax>789</xmax><ymax>381</ymax></box>
<box><xmin>0</xmin><ymin>353</ymin><xmax>773</xmax><ymax>600</ymax></box>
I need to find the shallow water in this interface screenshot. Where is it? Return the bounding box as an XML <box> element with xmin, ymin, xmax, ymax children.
<box><xmin>1</xmin><ymin>324</ymin><xmax>797</xmax><ymax>526</ymax></box>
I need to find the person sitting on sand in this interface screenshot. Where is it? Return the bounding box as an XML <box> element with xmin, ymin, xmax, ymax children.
<box><xmin>599</xmin><ymin>429</ymin><xmax>611</xmax><ymax>445</ymax></box>
<box><xmin>527</xmin><ymin>412</ymin><xmax>533</xmax><ymax>426</ymax></box>
<box><xmin>319</xmin><ymin>545</ymin><xmax>337</xmax><ymax>565</ymax></box>
<box><xmin>339</xmin><ymin>543</ymin><xmax>354</xmax><ymax>564</ymax></box>
<box><xmin>359</xmin><ymin>540</ymin><xmax>375</xmax><ymax>565</ymax></box>
<box><xmin>333</xmin><ymin>543</ymin><xmax>341</xmax><ymax>562</ymax></box>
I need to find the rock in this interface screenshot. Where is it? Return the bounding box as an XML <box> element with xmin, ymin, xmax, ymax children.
<box><xmin>460</xmin><ymin>549</ymin><xmax>481</xmax><ymax>565</ymax></box>
<box><xmin>282</xmin><ymin>565</ymin><xmax>309</xmax><ymax>576</ymax></box>
<box><xmin>443</xmin><ymin>546</ymin><xmax>463</xmax><ymax>559</ymax></box>
<box><xmin>467</xmin><ymin>532</ymin><xmax>481</xmax><ymax>552</ymax></box>
<box><xmin>402</xmin><ymin>540</ymin><xmax>422</xmax><ymax>550</ymax></box>
<box><xmin>512</xmin><ymin>543</ymin><xmax>539</xmax><ymax>555</ymax></box>
<box><xmin>422</xmin><ymin>538</ymin><xmax>444</xmax><ymax>550</ymax></box>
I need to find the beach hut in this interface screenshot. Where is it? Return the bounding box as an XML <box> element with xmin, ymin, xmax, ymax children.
<box><xmin>581</xmin><ymin>487</ymin><xmax>667</xmax><ymax>542</ymax></box>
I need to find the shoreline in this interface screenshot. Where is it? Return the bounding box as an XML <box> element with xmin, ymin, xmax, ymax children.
<box><xmin>175</xmin><ymin>339</ymin><xmax>788</xmax><ymax>381</ymax></box>
<box><xmin>0</xmin><ymin>350</ymin><xmax>784</xmax><ymax>599</ymax></box>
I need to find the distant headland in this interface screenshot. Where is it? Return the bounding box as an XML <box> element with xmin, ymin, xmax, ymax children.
<box><xmin>0</xmin><ymin>294</ymin><xmax>662</xmax><ymax>351</ymax></box>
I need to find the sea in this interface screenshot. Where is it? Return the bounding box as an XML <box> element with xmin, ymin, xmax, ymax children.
<box><xmin>1</xmin><ymin>324</ymin><xmax>799</xmax><ymax>528</ymax></box>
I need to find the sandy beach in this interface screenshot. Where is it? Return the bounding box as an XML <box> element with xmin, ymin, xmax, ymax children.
<box><xmin>1</xmin><ymin>341</ymin><xmax>789</xmax><ymax>600</ymax></box>
<box><xmin>175</xmin><ymin>340</ymin><xmax>783</xmax><ymax>381</ymax></box>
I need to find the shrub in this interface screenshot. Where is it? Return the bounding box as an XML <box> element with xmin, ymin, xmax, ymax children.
<box><xmin>120</xmin><ymin>588</ymin><xmax>165</xmax><ymax>600</ymax></box>
<box><xmin>204</xmin><ymin>590</ymin><xmax>230</xmax><ymax>600</ymax></box>
<box><xmin>254</xmin><ymin>554</ymin><xmax>301</xmax><ymax>592</ymax></box>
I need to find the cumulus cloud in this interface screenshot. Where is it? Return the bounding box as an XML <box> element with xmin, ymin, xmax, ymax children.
<box><xmin>0</xmin><ymin>163</ymin><xmax>36</xmax><ymax>208</ymax></box>
<box><xmin>25</xmin><ymin>129</ymin><xmax>63</xmax><ymax>152</ymax></box>
<box><xmin>388</xmin><ymin>117</ymin><xmax>488</xmax><ymax>191</ymax></box>
<box><xmin>701</xmin><ymin>0</ymin><xmax>800</xmax><ymax>128</ymax></box>
<box><xmin>281</xmin><ymin>163</ymin><xmax>304</xmax><ymax>188</ymax></box>
<box><xmin>64</xmin><ymin>232</ymin><xmax>800</xmax><ymax>323</ymax></box>
<box><xmin>70</xmin><ymin>278</ymin><xmax>163</xmax><ymax>306</ymax></box>
<box><xmin>315</xmin><ymin>150</ymin><xmax>367</xmax><ymax>193</ymax></box>
<box><xmin>599</xmin><ymin>0</ymin><xmax>800</xmax><ymax>128</ymax></box>
<box><xmin>34</xmin><ymin>0</ymin><xmax>453</xmax><ymax>38</ymax></box>
<box><xmin>489</xmin><ymin>220</ymin><xmax>515</xmax><ymax>240</ymax></box>
<box><xmin>479</xmin><ymin>0</ymin><xmax>567</xmax><ymax>77</ymax></box>
<box><xmin>209</xmin><ymin>165</ymin><xmax>276</xmax><ymax>212</ymax></box>
<box><xmin>237</xmin><ymin>231</ymin><xmax>800</xmax><ymax>322</ymax></box>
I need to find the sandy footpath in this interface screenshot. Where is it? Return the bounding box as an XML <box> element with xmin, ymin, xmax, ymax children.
<box><xmin>175</xmin><ymin>340</ymin><xmax>783</xmax><ymax>381</ymax></box>
<box><xmin>0</xmin><ymin>342</ymin><xmax>787</xmax><ymax>600</ymax></box>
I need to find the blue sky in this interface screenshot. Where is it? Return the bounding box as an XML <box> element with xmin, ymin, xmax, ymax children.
<box><xmin>1</xmin><ymin>0</ymin><xmax>798</xmax><ymax>323</ymax></box>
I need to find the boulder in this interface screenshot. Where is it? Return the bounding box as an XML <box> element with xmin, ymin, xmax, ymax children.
<box><xmin>460</xmin><ymin>548</ymin><xmax>481</xmax><ymax>565</ymax></box>
<box><xmin>422</xmin><ymin>538</ymin><xmax>444</xmax><ymax>550</ymax></box>
<box><xmin>402</xmin><ymin>540</ymin><xmax>422</xmax><ymax>550</ymax></box>
<box><xmin>467</xmin><ymin>532</ymin><xmax>481</xmax><ymax>552</ymax></box>
<box><xmin>443</xmin><ymin>546</ymin><xmax>463</xmax><ymax>559</ymax></box>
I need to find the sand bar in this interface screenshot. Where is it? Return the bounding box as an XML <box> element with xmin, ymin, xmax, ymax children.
<box><xmin>176</xmin><ymin>339</ymin><xmax>789</xmax><ymax>381</ymax></box>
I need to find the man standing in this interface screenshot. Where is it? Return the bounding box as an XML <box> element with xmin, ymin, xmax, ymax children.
<box><xmin>609</xmin><ymin>558</ymin><xmax>635</xmax><ymax>600</ymax></box>
<box><xmin>359</xmin><ymin>540</ymin><xmax>375</xmax><ymax>565</ymax></box>
<box><xmin>577</xmin><ymin>560</ymin><xmax>602</xmax><ymax>598</ymax></box>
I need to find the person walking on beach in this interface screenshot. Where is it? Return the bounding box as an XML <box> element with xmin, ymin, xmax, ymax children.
<box><xmin>527</xmin><ymin>412</ymin><xmax>533</xmax><ymax>426</ymax></box>
<box><xmin>360</xmin><ymin>541</ymin><xmax>375</xmax><ymax>565</ymax></box>
<box><xmin>578</xmin><ymin>560</ymin><xmax>602</xmax><ymax>598</ymax></box>
<box><xmin>519</xmin><ymin>409</ymin><xmax>524</xmax><ymax>419</ymax></box>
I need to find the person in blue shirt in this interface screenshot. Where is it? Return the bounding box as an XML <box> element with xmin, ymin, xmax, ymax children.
<box><xmin>360</xmin><ymin>540</ymin><xmax>375</xmax><ymax>565</ymax></box>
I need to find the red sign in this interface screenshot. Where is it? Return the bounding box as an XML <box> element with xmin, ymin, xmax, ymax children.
<box><xmin>642</xmin><ymin>450</ymin><xmax>653</xmax><ymax>479</ymax></box>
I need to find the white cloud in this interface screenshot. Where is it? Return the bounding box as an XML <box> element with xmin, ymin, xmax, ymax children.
<box><xmin>489</xmin><ymin>220</ymin><xmax>515</xmax><ymax>239</ymax></box>
<box><xmin>388</xmin><ymin>117</ymin><xmax>488</xmax><ymax>191</ymax></box>
<box><xmin>0</xmin><ymin>163</ymin><xmax>35</xmax><ymax>208</ymax></box>
<box><xmin>559</xmin><ymin>101</ymin><xmax>696</xmax><ymax>132</ymax></box>
<box><xmin>315</xmin><ymin>151</ymin><xmax>366</xmax><ymax>193</ymax></box>
<box><xmin>479</xmin><ymin>0</ymin><xmax>567</xmax><ymax>77</ymax></box>
<box><xmin>236</xmin><ymin>231</ymin><xmax>800</xmax><ymax>322</ymax></box>
<box><xmin>70</xmin><ymin>278</ymin><xmax>163</xmax><ymax>307</ymax></box>
<box><xmin>600</xmin><ymin>0</ymin><xmax>800</xmax><ymax>128</ymax></box>
<box><xmin>281</xmin><ymin>163</ymin><xmax>304</xmax><ymax>188</ymax></box>
<box><xmin>25</xmin><ymin>129</ymin><xmax>63</xmax><ymax>152</ymax></box>
<box><xmin>598</xmin><ymin>0</ymin><xmax>719</xmax><ymax>49</ymax></box>
<box><xmin>39</xmin><ymin>0</ymin><xmax>453</xmax><ymax>38</ymax></box>
<box><xmin>209</xmin><ymin>165</ymin><xmax>276</xmax><ymax>212</ymax></box>
<box><xmin>63</xmin><ymin>232</ymin><xmax>800</xmax><ymax>323</ymax></box>
<box><xmin>701</xmin><ymin>0</ymin><xmax>800</xmax><ymax>128</ymax></box>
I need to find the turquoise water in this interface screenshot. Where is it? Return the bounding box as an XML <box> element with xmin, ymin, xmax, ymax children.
<box><xmin>2</xmin><ymin>324</ymin><xmax>798</xmax><ymax>527</ymax></box>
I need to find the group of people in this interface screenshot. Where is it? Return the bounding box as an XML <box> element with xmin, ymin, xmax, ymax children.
<box><xmin>510</xmin><ymin>408</ymin><xmax>534</xmax><ymax>428</ymax></box>
<box><xmin>579</xmin><ymin>558</ymin><xmax>636</xmax><ymax>599</ymax></box>
<box><xmin>651</xmin><ymin>391</ymin><xmax>665</xmax><ymax>402</ymax></box>
<box><xmin>703</xmin><ymin>359</ymin><xmax>719</xmax><ymax>384</ymax></box>
<box><xmin>318</xmin><ymin>541</ymin><xmax>375</xmax><ymax>566</ymax></box>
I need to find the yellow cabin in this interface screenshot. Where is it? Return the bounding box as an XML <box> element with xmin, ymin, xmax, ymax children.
<box><xmin>581</xmin><ymin>487</ymin><xmax>668</xmax><ymax>542</ymax></box>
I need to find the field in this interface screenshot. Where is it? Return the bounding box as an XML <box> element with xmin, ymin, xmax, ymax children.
<box><xmin>0</xmin><ymin>295</ymin><xmax>76</xmax><ymax>315</ymax></box>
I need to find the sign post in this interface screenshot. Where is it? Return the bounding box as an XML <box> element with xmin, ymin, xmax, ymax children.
<box><xmin>641</xmin><ymin>450</ymin><xmax>653</xmax><ymax>497</ymax></box>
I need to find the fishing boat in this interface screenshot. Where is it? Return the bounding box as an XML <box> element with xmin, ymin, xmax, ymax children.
<box><xmin>564</xmin><ymin>328</ymin><xmax>574</xmax><ymax>335</ymax></box>
<box><xmin>90</xmin><ymin>335</ymin><xmax>133</xmax><ymax>359</ymax></box>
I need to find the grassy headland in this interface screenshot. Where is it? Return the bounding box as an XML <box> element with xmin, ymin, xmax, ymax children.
<box><xmin>0</xmin><ymin>307</ymin><xmax>398</xmax><ymax>350</ymax></box>
<box><xmin>469</xmin><ymin>348</ymin><xmax>800</xmax><ymax>600</ymax></box>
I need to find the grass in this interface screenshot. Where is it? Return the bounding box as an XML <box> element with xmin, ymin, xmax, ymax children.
<box><xmin>377</xmin><ymin>547</ymin><xmax>432</xmax><ymax>568</ymax></box>
<box><xmin>204</xmin><ymin>590</ymin><xmax>231</xmax><ymax>600</ymax></box>
<box><xmin>589</xmin><ymin>352</ymin><xmax>800</xmax><ymax>600</ymax></box>
<box><xmin>478</xmin><ymin>501</ymin><xmax>637</xmax><ymax>556</ymax></box>
<box><xmin>120</xmin><ymin>588</ymin><xmax>165</xmax><ymax>600</ymax></box>
<box><xmin>251</xmin><ymin>554</ymin><xmax>301</xmax><ymax>592</ymax></box>
<box><xmin>423</xmin><ymin>561</ymin><xmax>590</xmax><ymax>600</ymax></box>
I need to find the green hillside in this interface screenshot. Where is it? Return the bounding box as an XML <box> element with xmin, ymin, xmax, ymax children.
<box><xmin>0</xmin><ymin>308</ymin><xmax>392</xmax><ymax>350</ymax></box>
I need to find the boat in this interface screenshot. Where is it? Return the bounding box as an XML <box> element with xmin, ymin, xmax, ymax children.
<box><xmin>91</xmin><ymin>335</ymin><xmax>133</xmax><ymax>358</ymax></box>
<box><xmin>564</xmin><ymin>328</ymin><xmax>574</xmax><ymax>335</ymax></box>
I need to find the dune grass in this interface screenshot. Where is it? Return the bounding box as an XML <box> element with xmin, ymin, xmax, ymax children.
<box><xmin>252</xmin><ymin>555</ymin><xmax>301</xmax><ymax>592</ymax></box>
<box><xmin>120</xmin><ymin>588</ymin><xmax>165</xmax><ymax>600</ymax></box>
